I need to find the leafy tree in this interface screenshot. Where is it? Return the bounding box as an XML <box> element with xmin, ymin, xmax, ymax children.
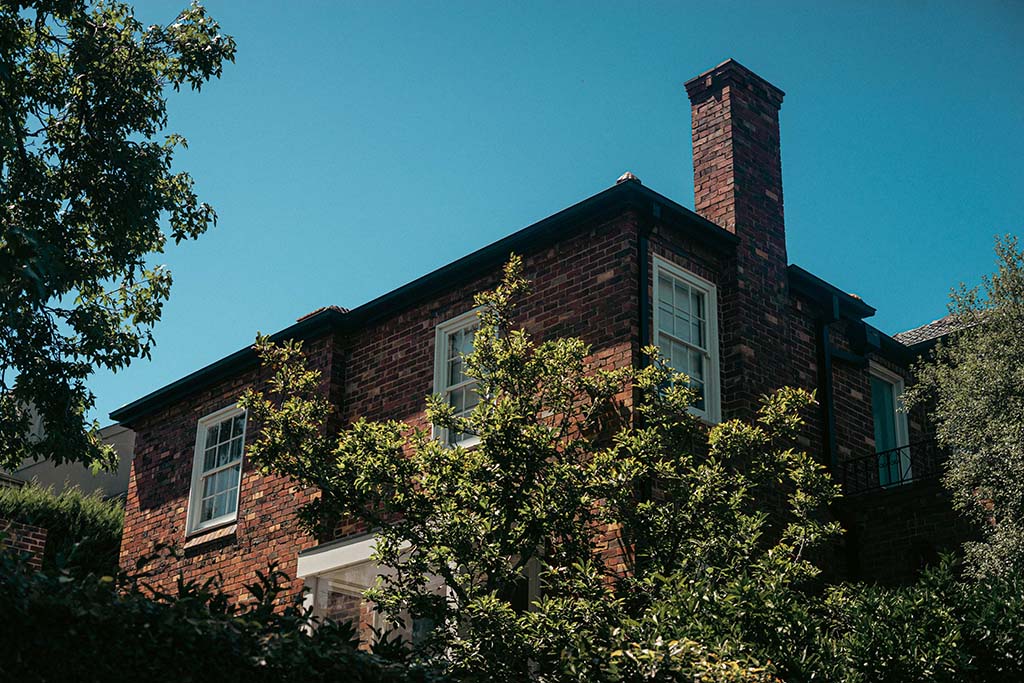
<box><xmin>0</xmin><ymin>0</ymin><xmax>235</xmax><ymax>471</ymax></box>
<box><xmin>241</xmin><ymin>255</ymin><xmax>840</xmax><ymax>681</ymax></box>
<box><xmin>905</xmin><ymin>235</ymin><xmax>1024</xmax><ymax>579</ymax></box>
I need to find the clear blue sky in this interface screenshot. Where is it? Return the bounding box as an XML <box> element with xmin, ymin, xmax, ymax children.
<box><xmin>93</xmin><ymin>0</ymin><xmax>1024</xmax><ymax>423</ymax></box>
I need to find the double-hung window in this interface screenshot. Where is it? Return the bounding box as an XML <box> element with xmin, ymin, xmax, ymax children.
<box><xmin>653</xmin><ymin>256</ymin><xmax>721</xmax><ymax>423</ymax></box>
<box><xmin>433</xmin><ymin>310</ymin><xmax>480</xmax><ymax>447</ymax></box>
<box><xmin>869</xmin><ymin>362</ymin><xmax>910</xmax><ymax>486</ymax></box>
<box><xmin>187</xmin><ymin>405</ymin><xmax>246</xmax><ymax>533</ymax></box>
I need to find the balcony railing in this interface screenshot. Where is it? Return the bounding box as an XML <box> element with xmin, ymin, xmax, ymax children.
<box><xmin>837</xmin><ymin>439</ymin><xmax>945</xmax><ymax>496</ymax></box>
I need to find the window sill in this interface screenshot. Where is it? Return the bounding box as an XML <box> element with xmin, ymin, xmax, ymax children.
<box><xmin>184</xmin><ymin>521</ymin><xmax>238</xmax><ymax>550</ymax></box>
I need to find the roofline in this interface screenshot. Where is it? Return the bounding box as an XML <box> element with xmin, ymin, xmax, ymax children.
<box><xmin>787</xmin><ymin>264</ymin><xmax>876</xmax><ymax>320</ymax></box>
<box><xmin>109</xmin><ymin>307</ymin><xmax>345</xmax><ymax>424</ymax></box>
<box><xmin>110</xmin><ymin>180</ymin><xmax>736</xmax><ymax>425</ymax></box>
<box><xmin>864</xmin><ymin>323</ymin><xmax>918</xmax><ymax>364</ymax></box>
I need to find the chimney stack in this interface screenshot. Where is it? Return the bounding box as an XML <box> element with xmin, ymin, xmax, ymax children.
<box><xmin>685</xmin><ymin>59</ymin><xmax>789</xmax><ymax>418</ymax></box>
<box><xmin>685</xmin><ymin>59</ymin><xmax>787</xmax><ymax>276</ymax></box>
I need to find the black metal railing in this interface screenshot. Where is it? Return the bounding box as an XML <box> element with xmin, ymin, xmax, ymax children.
<box><xmin>837</xmin><ymin>439</ymin><xmax>945</xmax><ymax>496</ymax></box>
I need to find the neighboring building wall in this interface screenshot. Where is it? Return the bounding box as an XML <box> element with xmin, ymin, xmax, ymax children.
<box><xmin>0</xmin><ymin>518</ymin><xmax>48</xmax><ymax>571</ymax></box>
<box><xmin>7</xmin><ymin>422</ymin><xmax>135</xmax><ymax>498</ymax></box>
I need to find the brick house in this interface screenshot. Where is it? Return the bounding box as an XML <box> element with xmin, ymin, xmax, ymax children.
<box><xmin>112</xmin><ymin>59</ymin><xmax>965</xmax><ymax>631</ymax></box>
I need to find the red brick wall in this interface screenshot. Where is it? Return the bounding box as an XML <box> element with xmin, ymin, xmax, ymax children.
<box><xmin>120</xmin><ymin>211</ymin><xmax>644</xmax><ymax>600</ymax></box>
<box><xmin>1</xmin><ymin>518</ymin><xmax>48</xmax><ymax>571</ymax></box>
<box><xmin>118</xmin><ymin>335</ymin><xmax>337</xmax><ymax>603</ymax></box>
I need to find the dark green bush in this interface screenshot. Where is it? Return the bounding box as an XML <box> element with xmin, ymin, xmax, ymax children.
<box><xmin>0</xmin><ymin>483</ymin><xmax>123</xmax><ymax>574</ymax></box>
<box><xmin>0</xmin><ymin>552</ymin><xmax>441</xmax><ymax>683</ymax></box>
<box><xmin>811</xmin><ymin>558</ymin><xmax>1024</xmax><ymax>683</ymax></box>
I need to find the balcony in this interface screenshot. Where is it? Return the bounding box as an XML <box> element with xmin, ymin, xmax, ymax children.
<box><xmin>837</xmin><ymin>439</ymin><xmax>945</xmax><ymax>496</ymax></box>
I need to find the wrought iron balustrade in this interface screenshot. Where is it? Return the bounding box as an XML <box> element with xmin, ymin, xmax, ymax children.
<box><xmin>837</xmin><ymin>438</ymin><xmax>945</xmax><ymax>496</ymax></box>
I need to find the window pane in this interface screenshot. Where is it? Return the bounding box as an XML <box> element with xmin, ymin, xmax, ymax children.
<box><xmin>217</xmin><ymin>442</ymin><xmax>231</xmax><ymax>467</ymax></box>
<box><xmin>448</xmin><ymin>331</ymin><xmax>460</xmax><ymax>359</ymax></box>
<box><xmin>448</xmin><ymin>357</ymin><xmax>463</xmax><ymax>386</ymax></box>
<box><xmin>871</xmin><ymin>376</ymin><xmax>898</xmax><ymax>453</ymax></box>
<box><xmin>674</xmin><ymin>282</ymin><xmax>690</xmax><ymax>315</ymax></box>
<box><xmin>461</xmin><ymin>328</ymin><xmax>476</xmax><ymax>356</ymax></box>
<box><xmin>689</xmin><ymin>349</ymin><xmax>704</xmax><ymax>381</ymax></box>
<box><xmin>201</xmin><ymin>497</ymin><xmax>215</xmax><ymax>521</ymax></box>
<box><xmin>203</xmin><ymin>448</ymin><xmax>217</xmax><ymax>472</ymax></box>
<box><xmin>232</xmin><ymin>414</ymin><xmax>245</xmax><ymax>439</ymax></box>
<box><xmin>230</xmin><ymin>436</ymin><xmax>243</xmax><ymax>460</ymax></box>
<box><xmin>657</xmin><ymin>304</ymin><xmax>675</xmax><ymax>335</ymax></box>
<box><xmin>657</xmin><ymin>277</ymin><xmax>673</xmax><ymax>307</ymax></box>
<box><xmin>219</xmin><ymin>421</ymin><xmax>233</xmax><ymax>445</ymax></box>
<box><xmin>691</xmin><ymin>290</ymin><xmax>704</xmax><ymax>319</ymax></box>
<box><xmin>674</xmin><ymin>310</ymin><xmax>691</xmax><ymax>343</ymax></box>
<box><xmin>449</xmin><ymin>387</ymin><xmax>464</xmax><ymax>413</ymax></box>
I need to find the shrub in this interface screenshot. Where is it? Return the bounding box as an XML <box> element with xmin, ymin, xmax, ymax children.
<box><xmin>0</xmin><ymin>551</ymin><xmax>441</xmax><ymax>683</ymax></box>
<box><xmin>814</xmin><ymin>558</ymin><xmax>1024</xmax><ymax>683</ymax></box>
<box><xmin>0</xmin><ymin>483</ymin><xmax>123</xmax><ymax>574</ymax></box>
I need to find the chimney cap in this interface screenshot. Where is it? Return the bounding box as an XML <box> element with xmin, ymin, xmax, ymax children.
<box><xmin>616</xmin><ymin>171</ymin><xmax>641</xmax><ymax>185</ymax></box>
<box><xmin>684</xmin><ymin>58</ymin><xmax>785</xmax><ymax>104</ymax></box>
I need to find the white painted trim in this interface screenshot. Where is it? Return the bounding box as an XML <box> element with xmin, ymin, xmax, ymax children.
<box><xmin>296</xmin><ymin>532</ymin><xmax>382</xmax><ymax>578</ymax></box>
<box><xmin>432</xmin><ymin>308</ymin><xmax>483</xmax><ymax>447</ymax></box>
<box><xmin>652</xmin><ymin>255</ymin><xmax>722</xmax><ymax>423</ymax></box>
<box><xmin>185</xmin><ymin>403</ymin><xmax>246</xmax><ymax>535</ymax></box>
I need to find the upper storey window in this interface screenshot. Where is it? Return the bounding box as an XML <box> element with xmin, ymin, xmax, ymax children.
<box><xmin>433</xmin><ymin>310</ymin><xmax>480</xmax><ymax>447</ymax></box>
<box><xmin>187</xmin><ymin>405</ymin><xmax>246</xmax><ymax>533</ymax></box>
<box><xmin>869</xmin><ymin>362</ymin><xmax>910</xmax><ymax>486</ymax></box>
<box><xmin>653</xmin><ymin>256</ymin><xmax>721</xmax><ymax>422</ymax></box>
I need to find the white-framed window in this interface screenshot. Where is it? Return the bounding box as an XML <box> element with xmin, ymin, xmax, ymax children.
<box><xmin>869</xmin><ymin>362</ymin><xmax>911</xmax><ymax>486</ymax></box>
<box><xmin>433</xmin><ymin>309</ymin><xmax>481</xmax><ymax>447</ymax></box>
<box><xmin>186</xmin><ymin>405</ymin><xmax>246</xmax><ymax>534</ymax></box>
<box><xmin>653</xmin><ymin>255</ymin><xmax>721</xmax><ymax>423</ymax></box>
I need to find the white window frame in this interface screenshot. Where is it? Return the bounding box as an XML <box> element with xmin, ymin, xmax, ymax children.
<box><xmin>186</xmin><ymin>404</ymin><xmax>246</xmax><ymax>534</ymax></box>
<box><xmin>869</xmin><ymin>361</ymin><xmax>911</xmax><ymax>484</ymax></box>
<box><xmin>433</xmin><ymin>309</ymin><xmax>482</xmax><ymax>448</ymax></box>
<box><xmin>652</xmin><ymin>255</ymin><xmax>721</xmax><ymax>423</ymax></box>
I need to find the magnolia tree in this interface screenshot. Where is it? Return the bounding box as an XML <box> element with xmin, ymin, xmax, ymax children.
<box><xmin>241</xmin><ymin>256</ymin><xmax>840</xmax><ymax>682</ymax></box>
<box><xmin>905</xmin><ymin>235</ymin><xmax>1024</xmax><ymax>579</ymax></box>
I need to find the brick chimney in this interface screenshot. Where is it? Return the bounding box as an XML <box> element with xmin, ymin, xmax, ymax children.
<box><xmin>685</xmin><ymin>58</ymin><xmax>787</xmax><ymax>275</ymax></box>
<box><xmin>685</xmin><ymin>59</ymin><xmax>789</xmax><ymax>418</ymax></box>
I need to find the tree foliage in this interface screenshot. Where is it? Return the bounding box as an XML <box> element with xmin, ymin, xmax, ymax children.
<box><xmin>0</xmin><ymin>0</ymin><xmax>235</xmax><ymax>470</ymax></box>
<box><xmin>905</xmin><ymin>235</ymin><xmax>1024</xmax><ymax>578</ymax></box>
<box><xmin>0</xmin><ymin>481</ymin><xmax>123</xmax><ymax>574</ymax></box>
<box><xmin>241</xmin><ymin>255</ymin><xmax>842</xmax><ymax>681</ymax></box>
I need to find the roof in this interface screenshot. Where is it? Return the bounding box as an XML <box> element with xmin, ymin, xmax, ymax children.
<box><xmin>786</xmin><ymin>264</ymin><xmax>877</xmax><ymax>320</ymax></box>
<box><xmin>893</xmin><ymin>314</ymin><xmax>962</xmax><ymax>347</ymax></box>
<box><xmin>110</xmin><ymin>178</ymin><xmax>737</xmax><ymax>425</ymax></box>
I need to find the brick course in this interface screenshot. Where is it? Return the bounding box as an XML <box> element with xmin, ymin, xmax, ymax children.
<box><xmin>1</xmin><ymin>518</ymin><xmax>48</xmax><ymax>571</ymax></box>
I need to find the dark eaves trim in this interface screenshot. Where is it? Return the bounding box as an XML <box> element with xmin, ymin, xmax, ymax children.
<box><xmin>787</xmin><ymin>264</ymin><xmax>876</xmax><ymax>320</ymax></box>
<box><xmin>110</xmin><ymin>180</ymin><xmax>736</xmax><ymax>425</ymax></box>
<box><xmin>109</xmin><ymin>306</ymin><xmax>345</xmax><ymax>425</ymax></box>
